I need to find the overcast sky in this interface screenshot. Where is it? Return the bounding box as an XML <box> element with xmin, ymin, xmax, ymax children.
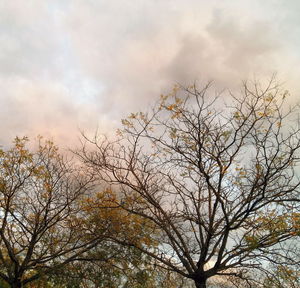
<box><xmin>1</xmin><ymin>0</ymin><xmax>300</xmax><ymax>147</ymax></box>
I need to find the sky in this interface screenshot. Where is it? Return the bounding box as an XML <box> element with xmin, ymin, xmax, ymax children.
<box><xmin>1</xmin><ymin>0</ymin><xmax>300</xmax><ymax>148</ymax></box>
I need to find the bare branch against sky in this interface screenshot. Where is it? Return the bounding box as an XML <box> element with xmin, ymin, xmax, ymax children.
<box><xmin>0</xmin><ymin>0</ymin><xmax>300</xmax><ymax>146</ymax></box>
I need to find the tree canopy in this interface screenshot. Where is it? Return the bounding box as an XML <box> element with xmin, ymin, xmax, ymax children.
<box><xmin>0</xmin><ymin>137</ymin><xmax>101</xmax><ymax>287</ymax></box>
<box><xmin>79</xmin><ymin>78</ymin><xmax>300</xmax><ymax>288</ymax></box>
<box><xmin>1</xmin><ymin>78</ymin><xmax>300</xmax><ymax>288</ymax></box>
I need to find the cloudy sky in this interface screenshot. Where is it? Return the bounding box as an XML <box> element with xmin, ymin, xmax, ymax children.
<box><xmin>1</xmin><ymin>0</ymin><xmax>300</xmax><ymax>147</ymax></box>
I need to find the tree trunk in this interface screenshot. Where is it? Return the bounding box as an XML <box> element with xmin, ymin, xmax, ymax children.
<box><xmin>195</xmin><ymin>281</ymin><xmax>206</xmax><ymax>288</ymax></box>
<box><xmin>194</xmin><ymin>275</ymin><xmax>207</xmax><ymax>288</ymax></box>
<box><xmin>11</xmin><ymin>278</ymin><xmax>22</xmax><ymax>288</ymax></box>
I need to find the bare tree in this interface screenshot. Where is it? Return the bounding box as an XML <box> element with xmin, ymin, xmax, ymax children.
<box><xmin>79</xmin><ymin>78</ymin><xmax>300</xmax><ymax>288</ymax></box>
<box><xmin>0</xmin><ymin>137</ymin><xmax>102</xmax><ymax>288</ymax></box>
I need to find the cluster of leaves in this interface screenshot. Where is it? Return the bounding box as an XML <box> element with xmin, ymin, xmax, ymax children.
<box><xmin>81</xmin><ymin>189</ymin><xmax>158</xmax><ymax>248</ymax></box>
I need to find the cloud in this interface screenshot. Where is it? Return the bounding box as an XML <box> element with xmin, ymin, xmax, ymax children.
<box><xmin>0</xmin><ymin>78</ymin><xmax>92</xmax><ymax>146</ymax></box>
<box><xmin>0</xmin><ymin>0</ymin><xmax>300</xmax><ymax>147</ymax></box>
<box><xmin>65</xmin><ymin>0</ymin><xmax>295</xmax><ymax>103</ymax></box>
